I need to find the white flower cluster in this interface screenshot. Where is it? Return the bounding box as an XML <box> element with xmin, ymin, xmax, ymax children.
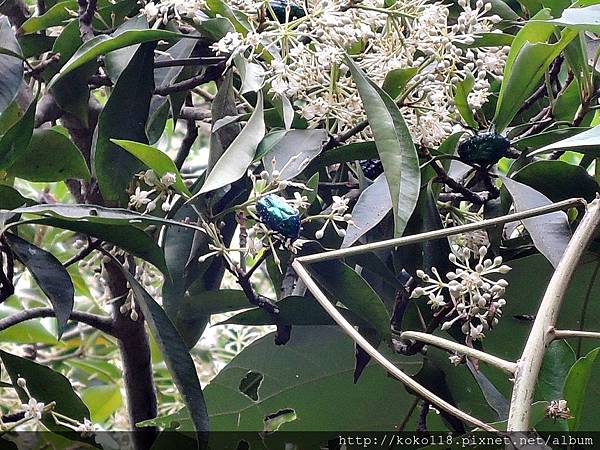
<box><xmin>208</xmin><ymin>0</ymin><xmax>508</xmax><ymax>146</ymax></box>
<box><xmin>139</xmin><ymin>0</ymin><xmax>199</xmax><ymax>25</ymax></box>
<box><xmin>129</xmin><ymin>169</ymin><xmax>179</xmax><ymax>214</ymax></box>
<box><xmin>411</xmin><ymin>245</ymin><xmax>511</xmax><ymax>342</ymax></box>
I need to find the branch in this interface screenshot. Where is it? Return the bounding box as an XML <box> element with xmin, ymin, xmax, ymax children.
<box><xmin>154</xmin><ymin>56</ymin><xmax>226</xmax><ymax>68</ymax></box>
<box><xmin>548</xmin><ymin>328</ymin><xmax>600</xmax><ymax>341</ymax></box>
<box><xmin>0</xmin><ymin>0</ymin><xmax>29</xmax><ymax>27</ymax></box>
<box><xmin>297</xmin><ymin>197</ymin><xmax>585</xmax><ymax>264</ymax></box>
<box><xmin>63</xmin><ymin>238</ymin><xmax>101</xmax><ymax>268</ymax></box>
<box><xmin>507</xmin><ymin>198</ymin><xmax>600</xmax><ymax>431</ymax></box>
<box><xmin>400</xmin><ymin>331</ymin><xmax>517</xmax><ymax>374</ymax></box>
<box><xmin>154</xmin><ymin>64</ymin><xmax>224</xmax><ymax>96</ymax></box>
<box><xmin>77</xmin><ymin>0</ymin><xmax>96</xmax><ymax>42</ymax></box>
<box><xmin>174</xmin><ymin>97</ymin><xmax>198</xmax><ymax>170</ymax></box>
<box><xmin>292</xmin><ymin>259</ymin><xmax>499</xmax><ymax>433</ymax></box>
<box><xmin>179</xmin><ymin>106</ymin><xmax>211</xmax><ymax>121</ymax></box>
<box><xmin>0</xmin><ymin>307</ymin><xmax>115</xmax><ymax>337</ymax></box>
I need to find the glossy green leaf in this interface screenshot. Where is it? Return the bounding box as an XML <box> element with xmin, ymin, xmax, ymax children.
<box><xmin>0</xmin><ymin>349</ymin><xmax>90</xmax><ymax>423</ymax></box>
<box><xmin>81</xmin><ymin>385</ymin><xmax>122</xmax><ymax>423</ymax></box>
<box><xmin>512</xmin><ymin>127</ymin><xmax>589</xmax><ymax>150</ymax></box>
<box><xmin>538</xmin><ymin>340</ymin><xmax>576</xmax><ymax>401</ymax></box>
<box><xmin>0</xmin><ymin>99</ymin><xmax>35</xmax><ymax>171</ymax></box>
<box><xmin>34</xmin><ymin>217</ymin><xmax>169</xmax><ymax>275</ymax></box>
<box><xmin>0</xmin><ymin>185</ymin><xmax>35</xmax><ymax>209</ymax></box>
<box><xmin>530</xmin><ymin>124</ymin><xmax>600</xmax><ymax>156</ymax></box>
<box><xmin>103</xmin><ymin>16</ymin><xmax>149</xmax><ymax>83</ymax></box>
<box><xmin>260</xmin><ymin>129</ymin><xmax>328</xmax><ymax>180</ymax></box>
<box><xmin>564</xmin><ymin>347</ymin><xmax>600</xmax><ymax>431</ymax></box>
<box><xmin>197</xmin><ymin>92</ymin><xmax>264</xmax><ymax>195</ymax></box>
<box><xmin>533</xmin><ymin>4</ymin><xmax>600</xmax><ymax>32</ymax></box>
<box><xmin>92</xmin><ymin>43</ymin><xmax>155</xmax><ymax>205</ymax></box>
<box><xmin>453</xmin><ymin>71</ymin><xmax>478</xmax><ymax>129</ymax></box>
<box><xmin>382</xmin><ymin>67</ymin><xmax>419</xmax><ymax>99</ymax></box>
<box><xmin>494</xmin><ymin>9</ymin><xmax>576</xmax><ymax>132</ymax></box>
<box><xmin>0</xmin><ymin>17</ymin><xmax>23</xmax><ymax>115</ymax></box>
<box><xmin>218</xmin><ymin>295</ymin><xmax>369</xmax><ymax>327</ymax></box>
<box><xmin>123</xmin><ymin>268</ymin><xmax>209</xmax><ymax>435</ymax></box>
<box><xmin>346</xmin><ymin>56</ymin><xmax>420</xmax><ymax>238</ymax></box>
<box><xmin>50</xmin><ymin>29</ymin><xmax>189</xmax><ymax>86</ymax></box>
<box><xmin>4</xmin><ymin>233</ymin><xmax>74</xmax><ymax>338</ymax></box>
<box><xmin>112</xmin><ymin>139</ymin><xmax>191</xmax><ymax>197</ymax></box>
<box><xmin>234</xmin><ymin>55</ymin><xmax>264</xmax><ymax>94</ymax></box>
<box><xmin>18</xmin><ymin>0</ymin><xmax>78</xmax><ymax>34</ymax></box>
<box><xmin>342</xmin><ymin>174</ymin><xmax>391</xmax><ymax>248</ymax></box>
<box><xmin>306</xmin><ymin>141</ymin><xmax>378</xmax><ymax>174</ymax></box>
<box><xmin>203</xmin><ymin>326</ymin><xmax>422</xmax><ymax>431</ymax></box>
<box><xmin>309</xmin><ymin>260</ymin><xmax>391</xmax><ymax>339</ymax></box>
<box><xmin>502</xmin><ymin>176</ymin><xmax>572</xmax><ymax>268</ymax></box>
<box><xmin>9</xmin><ymin>128</ymin><xmax>91</xmax><ymax>182</ymax></box>
<box><xmin>513</xmin><ymin>160</ymin><xmax>598</xmax><ymax>202</ymax></box>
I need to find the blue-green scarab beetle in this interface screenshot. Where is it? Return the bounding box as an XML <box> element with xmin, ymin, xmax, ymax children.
<box><xmin>268</xmin><ymin>0</ymin><xmax>306</xmax><ymax>23</ymax></box>
<box><xmin>457</xmin><ymin>132</ymin><xmax>517</xmax><ymax>165</ymax></box>
<box><xmin>256</xmin><ymin>194</ymin><xmax>301</xmax><ymax>239</ymax></box>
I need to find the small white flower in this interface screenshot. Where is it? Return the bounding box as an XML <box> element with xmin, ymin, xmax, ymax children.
<box><xmin>76</xmin><ymin>418</ymin><xmax>97</xmax><ymax>437</ymax></box>
<box><xmin>129</xmin><ymin>187</ymin><xmax>151</xmax><ymax>209</ymax></box>
<box><xmin>143</xmin><ymin>169</ymin><xmax>159</xmax><ymax>187</ymax></box>
<box><xmin>22</xmin><ymin>397</ymin><xmax>45</xmax><ymax>421</ymax></box>
<box><xmin>160</xmin><ymin>172</ymin><xmax>177</xmax><ymax>187</ymax></box>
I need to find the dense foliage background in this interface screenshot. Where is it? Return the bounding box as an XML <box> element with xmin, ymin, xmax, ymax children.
<box><xmin>1</xmin><ymin>0</ymin><xmax>600</xmax><ymax>448</ymax></box>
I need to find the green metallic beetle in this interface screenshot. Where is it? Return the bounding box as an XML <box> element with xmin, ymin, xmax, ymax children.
<box><xmin>268</xmin><ymin>0</ymin><xmax>306</xmax><ymax>23</ymax></box>
<box><xmin>457</xmin><ymin>132</ymin><xmax>518</xmax><ymax>166</ymax></box>
<box><xmin>256</xmin><ymin>194</ymin><xmax>301</xmax><ymax>239</ymax></box>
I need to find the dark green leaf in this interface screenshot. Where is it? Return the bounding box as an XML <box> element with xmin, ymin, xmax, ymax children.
<box><xmin>381</xmin><ymin>67</ymin><xmax>418</xmax><ymax>99</ymax></box>
<box><xmin>9</xmin><ymin>128</ymin><xmax>91</xmax><ymax>182</ymax></box>
<box><xmin>18</xmin><ymin>1</ymin><xmax>78</xmax><ymax>34</ymax></box>
<box><xmin>306</xmin><ymin>141</ymin><xmax>378</xmax><ymax>174</ymax></box>
<box><xmin>4</xmin><ymin>233</ymin><xmax>74</xmax><ymax>338</ymax></box>
<box><xmin>512</xmin><ymin>127</ymin><xmax>589</xmax><ymax>150</ymax></box>
<box><xmin>513</xmin><ymin>160</ymin><xmax>598</xmax><ymax>202</ymax></box>
<box><xmin>92</xmin><ymin>43</ymin><xmax>155</xmax><ymax>205</ymax></box>
<box><xmin>346</xmin><ymin>56</ymin><xmax>420</xmax><ymax>238</ymax></box>
<box><xmin>309</xmin><ymin>260</ymin><xmax>391</xmax><ymax>339</ymax></box>
<box><xmin>453</xmin><ymin>71</ymin><xmax>478</xmax><ymax>129</ymax></box>
<box><xmin>0</xmin><ymin>349</ymin><xmax>89</xmax><ymax>423</ymax></box>
<box><xmin>218</xmin><ymin>295</ymin><xmax>369</xmax><ymax>327</ymax></box>
<box><xmin>0</xmin><ymin>17</ymin><xmax>23</xmax><ymax>115</ymax></box>
<box><xmin>0</xmin><ymin>99</ymin><xmax>35</xmax><ymax>171</ymax></box>
<box><xmin>538</xmin><ymin>340</ymin><xmax>575</xmax><ymax>401</ymax></box>
<box><xmin>502</xmin><ymin>176</ymin><xmax>572</xmax><ymax>268</ymax></box>
<box><xmin>123</xmin><ymin>269</ymin><xmax>209</xmax><ymax>435</ymax></box>
<box><xmin>530</xmin><ymin>124</ymin><xmax>600</xmax><ymax>157</ymax></box>
<box><xmin>0</xmin><ymin>185</ymin><xmax>35</xmax><ymax>209</ymax></box>
<box><xmin>564</xmin><ymin>347</ymin><xmax>600</xmax><ymax>431</ymax></box>
<box><xmin>197</xmin><ymin>92</ymin><xmax>264</xmax><ymax>195</ymax></box>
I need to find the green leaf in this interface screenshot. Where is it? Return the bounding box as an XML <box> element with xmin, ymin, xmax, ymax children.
<box><xmin>197</xmin><ymin>92</ymin><xmax>265</xmax><ymax>195</ymax></box>
<box><xmin>92</xmin><ymin>43</ymin><xmax>155</xmax><ymax>205</ymax></box>
<box><xmin>512</xmin><ymin>127</ymin><xmax>589</xmax><ymax>150</ymax></box>
<box><xmin>81</xmin><ymin>385</ymin><xmax>122</xmax><ymax>423</ymax></box>
<box><xmin>453</xmin><ymin>71</ymin><xmax>478</xmax><ymax>129</ymax></box>
<box><xmin>103</xmin><ymin>16</ymin><xmax>149</xmax><ymax>83</ymax></box>
<box><xmin>494</xmin><ymin>10</ymin><xmax>576</xmax><ymax>131</ymax></box>
<box><xmin>260</xmin><ymin>129</ymin><xmax>328</xmax><ymax>180</ymax></box>
<box><xmin>0</xmin><ymin>306</ymin><xmax>58</xmax><ymax>344</ymax></box>
<box><xmin>234</xmin><ymin>55</ymin><xmax>265</xmax><ymax>94</ymax></box>
<box><xmin>173</xmin><ymin>289</ymin><xmax>251</xmax><ymax>321</ymax></box>
<box><xmin>530</xmin><ymin>124</ymin><xmax>600</xmax><ymax>156</ymax></box>
<box><xmin>49</xmin><ymin>28</ymin><xmax>189</xmax><ymax>86</ymax></box>
<box><xmin>34</xmin><ymin>217</ymin><xmax>169</xmax><ymax>275</ymax></box>
<box><xmin>306</xmin><ymin>141</ymin><xmax>378</xmax><ymax>174</ymax></box>
<box><xmin>18</xmin><ymin>0</ymin><xmax>78</xmax><ymax>34</ymax></box>
<box><xmin>218</xmin><ymin>295</ymin><xmax>369</xmax><ymax>327</ymax></box>
<box><xmin>513</xmin><ymin>160</ymin><xmax>598</xmax><ymax>202</ymax></box>
<box><xmin>205</xmin><ymin>0</ymin><xmax>251</xmax><ymax>34</ymax></box>
<box><xmin>123</xmin><ymin>268</ymin><xmax>209</xmax><ymax>435</ymax></box>
<box><xmin>533</xmin><ymin>4</ymin><xmax>600</xmax><ymax>32</ymax></box>
<box><xmin>4</xmin><ymin>233</ymin><xmax>74</xmax><ymax>338</ymax></box>
<box><xmin>9</xmin><ymin>128</ymin><xmax>91</xmax><ymax>182</ymax></box>
<box><xmin>111</xmin><ymin>139</ymin><xmax>191</xmax><ymax>197</ymax></box>
<box><xmin>0</xmin><ymin>349</ymin><xmax>90</xmax><ymax>423</ymax></box>
<box><xmin>200</xmin><ymin>327</ymin><xmax>421</xmax><ymax>432</ymax></box>
<box><xmin>346</xmin><ymin>56</ymin><xmax>420</xmax><ymax>238</ymax></box>
<box><xmin>0</xmin><ymin>17</ymin><xmax>23</xmax><ymax>115</ymax></box>
<box><xmin>564</xmin><ymin>347</ymin><xmax>600</xmax><ymax>431</ymax></box>
<box><xmin>538</xmin><ymin>340</ymin><xmax>576</xmax><ymax>401</ymax></box>
<box><xmin>502</xmin><ymin>176</ymin><xmax>572</xmax><ymax>268</ymax></box>
<box><xmin>342</xmin><ymin>174</ymin><xmax>391</xmax><ymax>248</ymax></box>
<box><xmin>0</xmin><ymin>185</ymin><xmax>35</xmax><ymax>209</ymax></box>
<box><xmin>0</xmin><ymin>99</ymin><xmax>36</xmax><ymax>171</ymax></box>
<box><xmin>382</xmin><ymin>67</ymin><xmax>419</xmax><ymax>99</ymax></box>
<box><xmin>309</xmin><ymin>260</ymin><xmax>391</xmax><ymax>339</ymax></box>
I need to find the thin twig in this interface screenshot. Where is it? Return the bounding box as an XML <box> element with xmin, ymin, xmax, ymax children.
<box><xmin>400</xmin><ymin>331</ymin><xmax>517</xmax><ymax>374</ymax></box>
<box><xmin>507</xmin><ymin>198</ymin><xmax>600</xmax><ymax>431</ymax></box>
<box><xmin>154</xmin><ymin>57</ymin><xmax>226</xmax><ymax>68</ymax></box>
<box><xmin>77</xmin><ymin>0</ymin><xmax>96</xmax><ymax>42</ymax></box>
<box><xmin>549</xmin><ymin>328</ymin><xmax>600</xmax><ymax>341</ymax></box>
<box><xmin>174</xmin><ymin>97</ymin><xmax>198</xmax><ymax>170</ymax></box>
<box><xmin>292</xmin><ymin>259</ymin><xmax>499</xmax><ymax>433</ymax></box>
<box><xmin>0</xmin><ymin>307</ymin><xmax>115</xmax><ymax>337</ymax></box>
<box><xmin>63</xmin><ymin>239</ymin><xmax>101</xmax><ymax>268</ymax></box>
